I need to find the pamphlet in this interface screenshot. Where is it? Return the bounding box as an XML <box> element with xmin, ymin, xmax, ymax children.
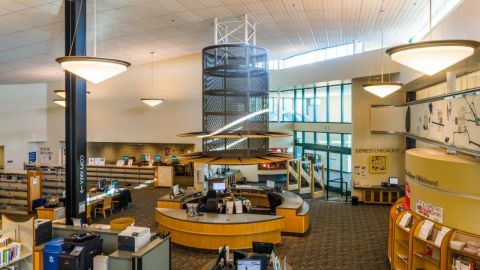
<box><xmin>235</xmin><ymin>201</ymin><xmax>243</xmax><ymax>214</ymax></box>
<box><xmin>418</xmin><ymin>220</ymin><xmax>434</xmax><ymax>240</ymax></box>
<box><xmin>434</xmin><ymin>226</ymin><xmax>451</xmax><ymax>246</ymax></box>
<box><xmin>399</xmin><ymin>212</ymin><xmax>412</xmax><ymax>228</ymax></box>
<box><xmin>226</xmin><ymin>201</ymin><xmax>234</xmax><ymax>214</ymax></box>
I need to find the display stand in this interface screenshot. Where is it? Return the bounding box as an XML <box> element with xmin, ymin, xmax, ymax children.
<box><xmin>447</xmin><ymin>230</ymin><xmax>480</xmax><ymax>269</ymax></box>
<box><xmin>388</xmin><ymin>197</ymin><xmax>405</xmax><ymax>265</ymax></box>
<box><xmin>1</xmin><ymin>215</ymin><xmax>34</xmax><ymax>270</ymax></box>
<box><xmin>411</xmin><ymin>220</ymin><xmax>453</xmax><ymax>270</ymax></box>
<box><xmin>392</xmin><ymin>210</ymin><xmax>422</xmax><ymax>270</ymax></box>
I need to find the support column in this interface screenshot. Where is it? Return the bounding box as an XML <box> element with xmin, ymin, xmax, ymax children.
<box><xmin>64</xmin><ymin>0</ymin><xmax>87</xmax><ymax>224</ymax></box>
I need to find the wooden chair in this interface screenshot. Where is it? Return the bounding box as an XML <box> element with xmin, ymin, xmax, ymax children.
<box><xmin>94</xmin><ymin>197</ymin><xmax>113</xmax><ymax>220</ymax></box>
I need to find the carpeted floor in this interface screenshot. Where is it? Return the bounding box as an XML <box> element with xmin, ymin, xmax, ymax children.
<box><xmin>94</xmin><ymin>188</ymin><xmax>391</xmax><ymax>270</ymax></box>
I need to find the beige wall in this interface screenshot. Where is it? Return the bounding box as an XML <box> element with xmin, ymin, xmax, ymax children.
<box><xmin>0</xmin><ymin>83</ymin><xmax>48</xmax><ymax>169</ymax></box>
<box><xmin>351</xmin><ymin>78</ymin><xmax>406</xmax><ymax>197</ymax></box>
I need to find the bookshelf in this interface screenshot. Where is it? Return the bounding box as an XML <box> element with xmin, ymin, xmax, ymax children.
<box><xmin>388</xmin><ymin>197</ymin><xmax>405</xmax><ymax>265</ymax></box>
<box><xmin>87</xmin><ymin>165</ymin><xmax>156</xmax><ymax>188</ymax></box>
<box><xmin>392</xmin><ymin>210</ymin><xmax>422</xmax><ymax>270</ymax></box>
<box><xmin>0</xmin><ymin>215</ymin><xmax>34</xmax><ymax>270</ymax></box>
<box><xmin>411</xmin><ymin>220</ymin><xmax>453</xmax><ymax>270</ymax></box>
<box><xmin>0</xmin><ymin>170</ymin><xmax>42</xmax><ymax>214</ymax></box>
<box><xmin>24</xmin><ymin>163</ymin><xmax>65</xmax><ymax>197</ymax></box>
<box><xmin>447</xmin><ymin>230</ymin><xmax>480</xmax><ymax>270</ymax></box>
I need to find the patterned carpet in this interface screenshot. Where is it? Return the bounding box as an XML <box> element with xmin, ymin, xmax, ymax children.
<box><xmin>91</xmin><ymin>187</ymin><xmax>391</xmax><ymax>270</ymax></box>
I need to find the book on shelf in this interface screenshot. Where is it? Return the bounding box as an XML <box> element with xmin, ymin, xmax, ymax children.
<box><xmin>418</xmin><ymin>220</ymin><xmax>434</xmax><ymax>240</ymax></box>
<box><xmin>434</xmin><ymin>226</ymin><xmax>451</xmax><ymax>246</ymax></box>
<box><xmin>451</xmin><ymin>254</ymin><xmax>480</xmax><ymax>270</ymax></box>
<box><xmin>0</xmin><ymin>242</ymin><xmax>21</xmax><ymax>267</ymax></box>
<box><xmin>399</xmin><ymin>212</ymin><xmax>412</xmax><ymax>228</ymax></box>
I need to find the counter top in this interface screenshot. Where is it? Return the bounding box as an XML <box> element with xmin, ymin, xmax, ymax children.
<box><xmin>156</xmin><ymin>208</ymin><xmax>283</xmax><ymax>224</ymax></box>
<box><xmin>157</xmin><ymin>189</ymin><xmax>200</xmax><ymax>202</ymax></box>
<box><xmin>232</xmin><ymin>185</ymin><xmax>306</xmax><ymax>212</ymax></box>
<box><xmin>109</xmin><ymin>237</ymin><xmax>170</xmax><ymax>259</ymax></box>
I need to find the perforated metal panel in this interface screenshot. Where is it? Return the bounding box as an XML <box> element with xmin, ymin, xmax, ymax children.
<box><xmin>202</xmin><ymin>44</ymin><xmax>269</xmax><ymax>158</ymax></box>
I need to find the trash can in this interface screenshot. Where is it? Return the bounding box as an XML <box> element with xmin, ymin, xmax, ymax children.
<box><xmin>43</xmin><ymin>238</ymin><xmax>64</xmax><ymax>270</ymax></box>
<box><xmin>351</xmin><ymin>196</ymin><xmax>359</xmax><ymax>205</ymax></box>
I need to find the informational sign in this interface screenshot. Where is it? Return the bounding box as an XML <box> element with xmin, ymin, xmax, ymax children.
<box><xmin>416</xmin><ymin>199</ymin><xmax>444</xmax><ymax>223</ymax></box>
<box><xmin>28</xmin><ymin>152</ymin><xmax>36</xmax><ymax>163</ymax></box>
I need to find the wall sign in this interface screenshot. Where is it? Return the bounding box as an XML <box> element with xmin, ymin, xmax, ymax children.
<box><xmin>416</xmin><ymin>199</ymin><xmax>444</xmax><ymax>223</ymax></box>
<box><xmin>369</xmin><ymin>155</ymin><xmax>387</xmax><ymax>174</ymax></box>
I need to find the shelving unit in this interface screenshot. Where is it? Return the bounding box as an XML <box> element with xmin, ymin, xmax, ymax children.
<box><xmin>0</xmin><ymin>170</ymin><xmax>42</xmax><ymax>214</ymax></box>
<box><xmin>447</xmin><ymin>230</ymin><xmax>480</xmax><ymax>270</ymax></box>
<box><xmin>411</xmin><ymin>220</ymin><xmax>453</xmax><ymax>270</ymax></box>
<box><xmin>1</xmin><ymin>215</ymin><xmax>34</xmax><ymax>270</ymax></box>
<box><xmin>388</xmin><ymin>197</ymin><xmax>405</xmax><ymax>265</ymax></box>
<box><xmin>392</xmin><ymin>210</ymin><xmax>422</xmax><ymax>270</ymax></box>
<box><xmin>356</xmin><ymin>185</ymin><xmax>404</xmax><ymax>204</ymax></box>
<box><xmin>87</xmin><ymin>165</ymin><xmax>156</xmax><ymax>188</ymax></box>
<box><xmin>24</xmin><ymin>163</ymin><xmax>65</xmax><ymax>197</ymax></box>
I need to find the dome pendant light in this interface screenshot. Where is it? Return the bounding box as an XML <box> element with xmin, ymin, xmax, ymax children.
<box><xmin>141</xmin><ymin>52</ymin><xmax>164</xmax><ymax>107</ymax></box>
<box><xmin>386</xmin><ymin>0</ymin><xmax>479</xmax><ymax>76</ymax></box>
<box><xmin>53</xmin><ymin>99</ymin><xmax>66</xmax><ymax>107</ymax></box>
<box><xmin>56</xmin><ymin>0</ymin><xmax>130</xmax><ymax>84</ymax></box>
<box><xmin>54</xmin><ymin>89</ymin><xmax>90</xmax><ymax>98</ymax></box>
<box><xmin>363</xmin><ymin>6</ymin><xmax>403</xmax><ymax>98</ymax></box>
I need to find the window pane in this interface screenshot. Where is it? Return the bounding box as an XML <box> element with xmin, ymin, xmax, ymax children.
<box><xmin>329</xmin><ymin>152</ymin><xmax>341</xmax><ymax>171</ymax></box>
<box><xmin>316</xmin><ymin>49</ymin><xmax>326</xmax><ymax>62</ymax></box>
<box><xmin>295</xmin><ymin>89</ymin><xmax>303</xmax><ymax>121</ymax></box>
<box><xmin>295</xmin><ymin>131</ymin><xmax>303</xmax><ymax>144</ymax></box>
<box><xmin>294</xmin><ymin>146</ymin><xmax>303</xmax><ymax>160</ymax></box>
<box><xmin>336</xmin><ymin>44</ymin><xmax>348</xmax><ymax>58</ymax></box>
<box><xmin>343</xmin><ymin>134</ymin><xmax>352</xmax><ymax>148</ymax></box>
<box><xmin>343</xmin><ymin>84</ymin><xmax>352</xmax><ymax>123</ymax></box>
<box><xmin>315</xmin><ymin>150</ymin><xmax>328</xmax><ymax>165</ymax></box>
<box><xmin>326</xmin><ymin>47</ymin><xmax>336</xmax><ymax>59</ymax></box>
<box><xmin>280</xmin><ymin>90</ymin><xmax>294</xmax><ymax>121</ymax></box>
<box><xmin>316</xmin><ymin>133</ymin><xmax>327</xmax><ymax>145</ymax></box>
<box><xmin>303</xmin><ymin>88</ymin><xmax>314</xmax><ymax>122</ymax></box>
<box><xmin>304</xmin><ymin>149</ymin><xmax>315</xmax><ymax>161</ymax></box>
<box><xmin>329</xmin><ymin>85</ymin><xmax>342</xmax><ymax>122</ymax></box>
<box><xmin>315</xmin><ymin>87</ymin><xmax>327</xmax><ymax>122</ymax></box>
<box><xmin>342</xmin><ymin>154</ymin><xmax>351</xmax><ymax>173</ymax></box>
<box><xmin>269</xmin><ymin>94</ymin><xmax>278</xmax><ymax>122</ymax></box>
<box><xmin>304</xmin><ymin>132</ymin><xmax>314</xmax><ymax>144</ymax></box>
<box><xmin>330</xmin><ymin>133</ymin><xmax>342</xmax><ymax>147</ymax></box>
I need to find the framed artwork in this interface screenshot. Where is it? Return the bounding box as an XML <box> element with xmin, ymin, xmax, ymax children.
<box><xmin>369</xmin><ymin>155</ymin><xmax>387</xmax><ymax>174</ymax></box>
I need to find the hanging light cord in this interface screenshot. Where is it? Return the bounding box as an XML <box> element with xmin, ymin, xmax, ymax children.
<box><xmin>151</xmin><ymin>52</ymin><xmax>154</xmax><ymax>96</ymax></box>
<box><xmin>68</xmin><ymin>0</ymin><xmax>85</xmax><ymax>56</ymax></box>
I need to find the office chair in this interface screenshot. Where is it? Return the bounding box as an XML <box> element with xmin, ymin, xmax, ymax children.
<box><xmin>204</xmin><ymin>198</ymin><xmax>219</xmax><ymax>213</ymax></box>
<box><xmin>267</xmin><ymin>192</ymin><xmax>282</xmax><ymax>215</ymax></box>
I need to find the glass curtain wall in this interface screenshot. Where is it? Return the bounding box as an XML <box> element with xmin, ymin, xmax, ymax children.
<box><xmin>269</xmin><ymin>82</ymin><xmax>352</xmax><ymax>123</ymax></box>
<box><xmin>293</xmin><ymin>132</ymin><xmax>352</xmax><ymax>192</ymax></box>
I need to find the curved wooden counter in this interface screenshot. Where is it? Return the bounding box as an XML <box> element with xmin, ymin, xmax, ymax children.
<box><xmin>156</xmin><ymin>208</ymin><xmax>284</xmax><ymax>250</ymax></box>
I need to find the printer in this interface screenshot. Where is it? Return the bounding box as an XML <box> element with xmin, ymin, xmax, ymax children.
<box><xmin>34</xmin><ymin>219</ymin><xmax>52</xmax><ymax>246</ymax></box>
<box><xmin>118</xmin><ymin>226</ymin><xmax>151</xmax><ymax>252</ymax></box>
<box><xmin>58</xmin><ymin>232</ymin><xmax>103</xmax><ymax>270</ymax></box>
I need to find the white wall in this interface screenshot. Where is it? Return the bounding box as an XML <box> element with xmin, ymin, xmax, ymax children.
<box><xmin>0</xmin><ymin>83</ymin><xmax>48</xmax><ymax>169</ymax></box>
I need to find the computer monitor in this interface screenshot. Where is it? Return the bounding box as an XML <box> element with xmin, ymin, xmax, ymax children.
<box><xmin>237</xmin><ymin>259</ymin><xmax>262</xmax><ymax>270</ymax></box>
<box><xmin>140</xmin><ymin>154</ymin><xmax>146</xmax><ymax>161</ymax></box>
<box><xmin>98</xmin><ymin>179</ymin><xmax>105</xmax><ymax>190</ymax></box>
<box><xmin>213</xmin><ymin>182</ymin><xmax>226</xmax><ymax>191</ymax></box>
<box><xmin>266</xmin><ymin>180</ymin><xmax>275</xmax><ymax>189</ymax></box>
<box><xmin>122</xmin><ymin>156</ymin><xmax>129</xmax><ymax>162</ymax></box>
<box><xmin>389</xmin><ymin>177</ymin><xmax>399</xmax><ymax>186</ymax></box>
<box><xmin>155</xmin><ymin>155</ymin><xmax>161</xmax><ymax>161</ymax></box>
<box><xmin>252</xmin><ymin>242</ymin><xmax>274</xmax><ymax>254</ymax></box>
<box><xmin>111</xmin><ymin>180</ymin><xmax>118</xmax><ymax>188</ymax></box>
<box><xmin>172</xmin><ymin>184</ymin><xmax>180</xmax><ymax>195</ymax></box>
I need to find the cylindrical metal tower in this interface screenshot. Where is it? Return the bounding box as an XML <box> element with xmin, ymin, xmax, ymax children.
<box><xmin>202</xmin><ymin>44</ymin><xmax>269</xmax><ymax>158</ymax></box>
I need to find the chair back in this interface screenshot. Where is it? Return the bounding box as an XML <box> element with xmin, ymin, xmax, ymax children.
<box><xmin>103</xmin><ymin>197</ymin><xmax>113</xmax><ymax>209</ymax></box>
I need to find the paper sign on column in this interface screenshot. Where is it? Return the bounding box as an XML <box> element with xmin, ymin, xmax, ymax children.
<box><xmin>399</xmin><ymin>212</ymin><xmax>412</xmax><ymax>228</ymax></box>
<box><xmin>235</xmin><ymin>201</ymin><xmax>243</xmax><ymax>214</ymax></box>
<box><xmin>419</xmin><ymin>220</ymin><xmax>434</xmax><ymax>240</ymax></box>
<box><xmin>434</xmin><ymin>226</ymin><xmax>451</xmax><ymax>246</ymax></box>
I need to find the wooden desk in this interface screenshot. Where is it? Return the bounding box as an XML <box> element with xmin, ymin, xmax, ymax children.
<box><xmin>156</xmin><ymin>208</ymin><xmax>284</xmax><ymax>250</ymax></box>
<box><xmin>156</xmin><ymin>190</ymin><xmax>202</xmax><ymax>209</ymax></box>
<box><xmin>201</xmin><ymin>258</ymin><xmax>292</xmax><ymax>270</ymax></box>
<box><xmin>87</xmin><ymin>188</ymin><xmax>125</xmax><ymax>207</ymax></box>
<box><xmin>36</xmin><ymin>206</ymin><xmax>65</xmax><ymax>220</ymax></box>
<box><xmin>354</xmin><ymin>185</ymin><xmax>404</xmax><ymax>204</ymax></box>
<box><xmin>205</xmin><ymin>170</ymin><xmax>241</xmax><ymax>188</ymax></box>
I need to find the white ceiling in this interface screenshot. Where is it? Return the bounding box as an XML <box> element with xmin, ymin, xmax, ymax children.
<box><xmin>0</xmin><ymin>0</ymin><xmax>463</xmax><ymax>84</ymax></box>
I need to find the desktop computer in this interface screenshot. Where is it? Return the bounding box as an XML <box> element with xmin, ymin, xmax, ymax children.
<box><xmin>98</xmin><ymin>179</ymin><xmax>106</xmax><ymax>191</ymax></box>
<box><xmin>213</xmin><ymin>182</ymin><xmax>226</xmax><ymax>191</ymax></box>
<box><xmin>389</xmin><ymin>177</ymin><xmax>399</xmax><ymax>186</ymax></box>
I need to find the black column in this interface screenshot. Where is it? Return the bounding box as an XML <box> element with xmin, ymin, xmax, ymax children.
<box><xmin>406</xmin><ymin>91</ymin><xmax>416</xmax><ymax>149</ymax></box>
<box><xmin>65</xmin><ymin>0</ymin><xmax>87</xmax><ymax>224</ymax></box>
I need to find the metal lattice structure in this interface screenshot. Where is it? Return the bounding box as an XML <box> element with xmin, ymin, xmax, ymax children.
<box><xmin>202</xmin><ymin>44</ymin><xmax>269</xmax><ymax>158</ymax></box>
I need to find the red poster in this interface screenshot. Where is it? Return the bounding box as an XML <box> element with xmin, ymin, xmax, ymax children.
<box><xmin>403</xmin><ymin>182</ymin><xmax>410</xmax><ymax>210</ymax></box>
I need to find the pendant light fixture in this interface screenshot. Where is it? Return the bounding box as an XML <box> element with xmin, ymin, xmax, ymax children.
<box><xmin>53</xmin><ymin>99</ymin><xmax>66</xmax><ymax>107</ymax></box>
<box><xmin>54</xmin><ymin>90</ymin><xmax>90</xmax><ymax>98</ymax></box>
<box><xmin>56</xmin><ymin>0</ymin><xmax>130</xmax><ymax>84</ymax></box>
<box><xmin>386</xmin><ymin>0</ymin><xmax>479</xmax><ymax>76</ymax></box>
<box><xmin>363</xmin><ymin>5</ymin><xmax>403</xmax><ymax>98</ymax></box>
<box><xmin>141</xmin><ymin>52</ymin><xmax>164</xmax><ymax>107</ymax></box>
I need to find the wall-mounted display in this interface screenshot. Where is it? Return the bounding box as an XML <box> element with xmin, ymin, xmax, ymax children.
<box><xmin>415</xmin><ymin>199</ymin><xmax>444</xmax><ymax>223</ymax></box>
<box><xmin>369</xmin><ymin>155</ymin><xmax>387</xmax><ymax>174</ymax></box>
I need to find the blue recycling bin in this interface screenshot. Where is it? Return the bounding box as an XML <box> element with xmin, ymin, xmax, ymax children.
<box><xmin>43</xmin><ymin>238</ymin><xmax>64</xmax><ymax>270</ymax></box>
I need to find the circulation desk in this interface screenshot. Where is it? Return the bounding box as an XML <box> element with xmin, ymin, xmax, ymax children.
<box><xmin>156</xmin><ymin>185</ymin><xmax>310</xmax><ymax>244</ymax></box>
<box><xmin>156</xmin><ymin>208</ymin><xmax>284</xmax><ymax>250</ymax></box>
